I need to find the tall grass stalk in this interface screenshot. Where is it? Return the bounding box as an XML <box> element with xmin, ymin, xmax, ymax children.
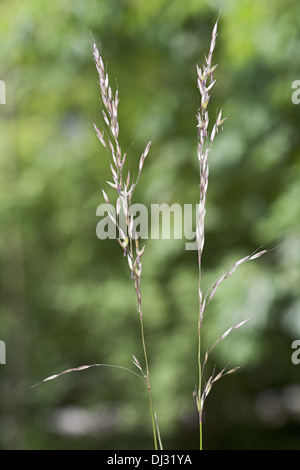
<box><xmin>92</xmin><ymin>41</ymin><xmax>158</xmax><ymax>450</ymax></box>
<box><xmin>195</xmin><ymin>17</ymin><xmax>221</xmax><ymax>451</ymax></box>
<box><xmin>195</xmin><ymin>19</ymin><xmax>266</xmax><ymax>449</ymax></box>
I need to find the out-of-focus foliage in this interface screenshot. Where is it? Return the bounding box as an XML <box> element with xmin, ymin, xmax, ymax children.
<box><xmin>0</xmin><ymin>0</ymin><xmax>299</xmax><ymax>449</ymax></box>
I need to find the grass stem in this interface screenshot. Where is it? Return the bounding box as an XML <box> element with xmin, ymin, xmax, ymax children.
<box><xmin>136</xmin><ymin>280</ymin><xmax>158</xmax><ymax>450</ymax></box>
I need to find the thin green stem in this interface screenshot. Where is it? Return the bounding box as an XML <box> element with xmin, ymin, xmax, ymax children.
<box><xmin>198</xmin><ymin>324</ymin><xmax>202</xmax><ymax>450</ymax></box>
<box><xmin>200</xmin><ymin>421</ymin><xmax>203</xmax><ymax>450</ymax></box>
<box><xmin>198</xmin><ymin>250</ymin><xmax>203</xmax><ymax>450</ymax></box>
<box><xmin>136</xmin><ymin>280</ymin><xmax>158</xmax><ymax>450</ymax></box>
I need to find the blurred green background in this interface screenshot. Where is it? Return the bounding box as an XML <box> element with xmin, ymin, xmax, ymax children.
<box><xmin>0</xmin><ymin>0</ymin><xmax>300</xmax><ymax>450</ymax></box>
